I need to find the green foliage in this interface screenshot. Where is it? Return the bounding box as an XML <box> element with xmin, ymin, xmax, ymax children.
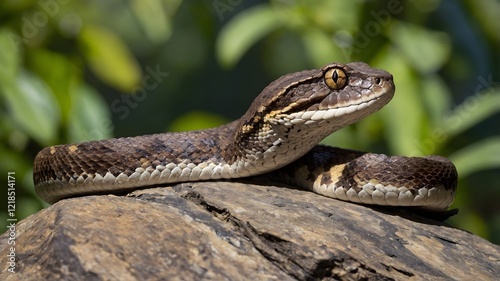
<box><xmin>451</xmin><ymin>137</ymin><xmax>500</xmax><ymax>178</ymax></box>
<box><xmin>78</xmin><ymin>25</ymin><xmax>142</xmax><ymax>92</ymax></box>
<box><xmin>0</xmin><ymin>0</ymin><xmax>499</xmax><ymax>244</ymax></box>
<box><xmin>217</xmin><ymin>5</ymin><xmax>281</xmax><ymax>68</ymax></box>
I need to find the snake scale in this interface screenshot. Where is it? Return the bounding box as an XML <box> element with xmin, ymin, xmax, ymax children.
<box><xmin>33</xmin><ymin>62</ymin><xmax>457</xmax><ymax>210</ymax></box>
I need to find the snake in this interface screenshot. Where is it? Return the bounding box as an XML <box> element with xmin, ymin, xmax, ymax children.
<box><xmin>33</xmin><ymin>62</ymin><xmax>458</xmax><ymax>211</ymax></box>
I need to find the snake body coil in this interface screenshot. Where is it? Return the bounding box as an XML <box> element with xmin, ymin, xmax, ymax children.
<box><xmin>33</xmin><ymin>62</ymin><xmax>457</xmax><ymax>210</ymax></box>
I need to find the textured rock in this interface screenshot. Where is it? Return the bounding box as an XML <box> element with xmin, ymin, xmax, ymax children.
<box><xmin>1</xmin><ymin>181</ymin><xmax>499</xmax><ymax>280</ymax></box>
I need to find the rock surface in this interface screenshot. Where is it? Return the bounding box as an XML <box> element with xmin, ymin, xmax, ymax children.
<box><xmin>1</xmin><ymin>181</ymin><xmax>499</xmax><ymax>280</ymax></box>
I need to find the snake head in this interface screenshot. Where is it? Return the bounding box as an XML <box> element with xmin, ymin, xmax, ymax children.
<box><xmin>235</xmin><ymin>62</ymin><xmax>395</xmax><ymax>162</ymax></box>
<box><xmin>240</xmin><ymin>62</ymin><xmax>394</xmax><ymax>129</ymax></box>
<box><xmin>273</xmin><ymin>62</ymin><xmax>394</xmax><ymax>126</ymax></box>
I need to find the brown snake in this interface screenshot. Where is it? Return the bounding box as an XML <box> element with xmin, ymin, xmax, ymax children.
<box><xmin>33</xmin><ymin>62</ymin><xmax>457</xmax><ymax>210</ymax></box>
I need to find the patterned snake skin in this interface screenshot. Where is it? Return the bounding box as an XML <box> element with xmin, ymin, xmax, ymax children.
<box><xmin>33</xmin><ymin>62</ymin><xmax>457</xmax><ymax>210</ymax></box>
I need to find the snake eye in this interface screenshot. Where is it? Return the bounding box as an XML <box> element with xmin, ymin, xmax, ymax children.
<box><xmin>324</xmin><ymin>67</ymin><xmax>347</xmax><ymax>90</ymax></box>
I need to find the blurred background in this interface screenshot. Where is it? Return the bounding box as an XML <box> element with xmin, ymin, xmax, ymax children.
<box><xmin>0</xmin><ymin>0</ymin><xmax>499</xmax><ymax>243</ymax></box>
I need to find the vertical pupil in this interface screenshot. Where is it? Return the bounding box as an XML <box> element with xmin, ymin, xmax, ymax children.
<box><xmin>332</xmin><ymin>70</ymin><xmax>339</xmax><ymax>83</ymax></box>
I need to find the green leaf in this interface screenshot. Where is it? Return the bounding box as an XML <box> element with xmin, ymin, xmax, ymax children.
<box><xmin>216</xmin><ymin>4</ymin><xmax>281</xmax><ymax>68</ymax></box>
<box><xmin>131</xmin><ymin>0</ymin><xmax>173</xmax><ymax>43</ymax></box>
<box><xmin>27</xmin><ymin>49</ymin><xmax>80</xmax><ymax>125</ymax></box>
<box><xmin>68</xmin><ymin>85</ymin><xmax>113</xmax><ymax>142</ymax></box>
<box><xmin>389</xmin><ymin>21</ymin><xmax>451</xmax><ymax>73</ymax></box>
<box><xmin>0</xmin><ymin>29</ymin><xmax>20</xmax><ymax>83</ymax></box>
<box><xmin>305</xmin><ymin>0</ymin><xmax>362</xmax><ymax>30</ymax></box>
<box><xmin>3</xmin><ymin>71</ymin><xmax>60</xmax><ymax>146</ymax></box>
<box><xmin>420</xmin><ymin>74</ymin><xmax>452</xmax><ymax>126</ymax></box>
<box><xmin>78</xmin><ymin>25</ymin><xmax>142</xmax><ymax>92</ymax></box>
<box><xmin>301</xmin><ymin>28</ymin><xmax>346</xmax><ymax>66</ymax></box>
<box><xmin>439</xmin><ymin>88</ymin><xmax>500</xmax><ymax>138</ymax></box>
<box><xmin>373</xmin><ymin>47</ymin><xmax>427</xmax><ymax>155</ymax></box>
<box><xmin>449</xmin><ymin>137</ymin><xmax>500</xmax><ymax>178</ymax></box>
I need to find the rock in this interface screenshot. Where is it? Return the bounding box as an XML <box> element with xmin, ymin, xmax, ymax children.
<box><xmin>1</xmin><ymin>181</ymin><xmax>499</xmax><ymax>280</ymax></box>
